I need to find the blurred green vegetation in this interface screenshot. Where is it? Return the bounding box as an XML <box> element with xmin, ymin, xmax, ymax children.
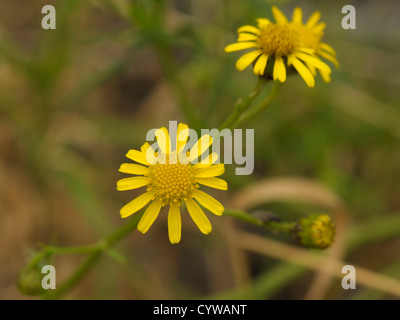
<box><xmin>0</xmin><ymin>0</ymin><xmax>399</xmax><ymax>299</ymax></box>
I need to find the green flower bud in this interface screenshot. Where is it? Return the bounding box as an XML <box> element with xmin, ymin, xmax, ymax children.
<box><xmin>297</xmin><ymin>214</ymin><xmax>336</xmax><ymax>249</ymax></box>
<box><xmin>17</xmin><ymin>266</ymin><xmax>45</xmax><ymax>296</ymax></box>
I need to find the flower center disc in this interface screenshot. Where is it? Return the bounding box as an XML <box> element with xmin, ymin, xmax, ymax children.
<box><xmin>257</xmin><ymin>24</ymin><xmax>300</xmax><ymax>56</ymax></box>
<box><xmin>147</xmin><ymin>158</ymin><xmax>198</xmax><ymax>206</ymax></box>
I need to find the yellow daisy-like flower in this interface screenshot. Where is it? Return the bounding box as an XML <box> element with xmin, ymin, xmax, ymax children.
<box><xmin>224</xmin><ymin>6</ymin><xmax>334</xmax><ymax>88</ymax></box>
<box><xmin>117</xmin><ymin>123</ymin><xmax>227</xmax><ymax>244</ymax></box>
<box><xmin>289</xmin><ymin>7</ymin><xmax>339</xmax><ymax>83</ymax></box>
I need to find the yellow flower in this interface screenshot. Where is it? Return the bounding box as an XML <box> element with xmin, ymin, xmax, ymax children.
<box><xmin>117</xmin><ymin>123</ymin><xmax>227</xmax><ymax>244</ymax></box>
<box><xmin>289</xmin><ymin>7</ymin><xmax>339</xmax><ymax>83</ymax></box>
<box><xmin>224</xmin><ymin>6</ymin><xmax>333</xmax><ymax>88</ymax></box>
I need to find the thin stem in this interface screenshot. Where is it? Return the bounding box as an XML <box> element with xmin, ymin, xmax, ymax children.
<box><xmin>223</xmin><ymin>208</ymin><xmax>296</xmax><ymax>234</ymax></box>
<box><xmin>219</xmin><ymin>78</ymin><xmax>267</xmax><ymax>130</ymax></box>
<box><xmin>103</xmin><ymin>211</ymin><xmax>144</xmax><ymax>249</ymax></box>
<box><xmin>235</xmin><ymin>81</ymin><xmax>281</xmax><ymax>127</ymax></box>
<box><xmin>43</xmin><ymin>250</ymin><xmax>102</xmax><ymax>300</ymax></box>
<box><xmin>224</xmin><ymin>208</ymin><xmax>264</xmax><ymax>226</ymax></box>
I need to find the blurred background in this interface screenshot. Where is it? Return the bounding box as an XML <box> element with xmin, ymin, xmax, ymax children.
<box><xmin>1</xmin><ymin>0</ymin><xmax>400</xmax><ymax>299</ymax></box>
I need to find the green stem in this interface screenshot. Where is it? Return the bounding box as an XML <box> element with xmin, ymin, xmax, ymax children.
<box><xmin>103</xmin><ymin>211</ymin><xmax>144</xmax><ymax>249</ymax></box>
<box><xmin>219</xmin><ymin>78</ymin><xmax>268</xmax><ymax>130</ymax></box>
<box><xmin>43</xmin><ymin>250</ymin><xmax>103</xmax><ymax>300</ymax></box>
<box><xmin>235</xmin><ymin>81</ymin><xmax>281</xmax><ymax>127</ymax></box>
<box><xmin>42</xmin><ymin>212</ymin><xmax>143</xmax><ymax>299</ymax></box>
<box><xmin>223</xmin><ymin>208</ymin><xmax>296</xmax><ymax>234</ymax></box>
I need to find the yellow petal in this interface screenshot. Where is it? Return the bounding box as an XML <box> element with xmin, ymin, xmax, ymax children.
<box><xmin>119</xmin><ymin>163</ymin><xmax>149</xmax><ymax>175</ymax></box>
<box><xmin>296</xmin><ymin>47</ymin><xmax>316</xmax><ymax>55</ymax></box>
<box><xmin>295</xmin><ymin>52</ymin><xmax>331</xmax><ymax>74</ymax></box>
<box><xmin>195</xmin><ymin>164</ymin><xmax>225</xmax><ymax>178</ymax></box>
<box><xmin>253</xmin><ymin>54</ymin><xmax>268</xmax><ymax>76</ymax></box>
<box><xmin>306</xmin><ymin>11</ymin><xmax>321</xmax><ymax>28</ymax></box>
<box><xmin>313</xmin><ymin>22</ymin><xmax>326</xmax><ymax>34</ymax></box>
<box><xmin>304</xmin><ymin>61</ymin><xmax>317</xmax><ymax>76</ymax></box>
<box><xmin>225</xmin><ymin>42</ymin><xmax>258</xmax><ymax>53</ymax></box>
<box><xmin>140</xmin><ymin>142</ymin><xmax>150</xmax><ymax>154</ymax></box>
<box><xmin>272</xmin><ymin>6</ymin><xmax>289</xmax><ymax>24</ymax></box>
<box><xmin>288</xmin><ymin>56</ymin><xmax>315</xmax><ymax>88</ymax></box>
<box><xmin>177</xmin><ymin>123</ymin><xmax>189</xmax><ymax>154</ymax></box>
<box><xmin>168</xmin><ymin>203</ymin><xmax>181</xmax><ymax>244</ymax></box>
<box><xmin>319</xmin><ymin>43</ymin><xmax>337</xmax><ymax>57</ymax></box>
<box><xmin>319</xmin><ymin>70</ymin><xmax>331</xmax><ymax>83</ymax></box>
<box><xmin>192</xmin><ymin>190</ymin><xmax>224</xmax><ymax>216</ymax></box>
<box><xmin>140</xmin><ymin>142</ymin><xmax>157</xmax><ymax>165</ymax></box>
<box><xmin>126</xmin><ymin>149</ymin><xmax>149</xmax><ymax>166</ymax></box>
<box><xmin>117</xmin><ymin>177</ymin><xmax>148</xmax><ymax>191</ymax></box>
<box><xmin>273</xmin><ymin>56</ymin><xmax>287</xmax><ymax>82</ymax></box>
<box><xmin>318</xmin><ymin>50</ymin><xmax>339</xmax><ymax>68</ymax></box>
<box><xmin>237</xmin><ymin>33</ymin><xmax>258</xmax><ymax>42</ymax></box>
<box><xmin>120</xmin><ymin>192</ymin><xmax>154</xmax><ymax>218</ymax></box>
<box><xmin>197</xmin><ymin>177</ymin><xmax>228</xmax><ymax>190</ymax></box>
<box><xmin>256</xmin><ymin>18</ymin><xmax>271</xmax><ymax>28</ymax></box>
<box><xmin>237</xmin><ymin>25</ymin><xmax>260</xmax><ymax>35</ymax></box>
<box><xmin>189</xmin><ymin>135</ymin><xmax>213</xmax><ymax>162</ymax></box>
<box><xmin>292</xmin><ymin>7</ymin><xmax>303</xmax><ymax>24</ymax></box>
<box><xmin>137</xmin><ymin>200</ymin><xmax>162</xmax><ymax>234</ymax></box>
<box><xmin>235</xmin><ymin>50</ymin><xmax>263</xmax><ymax>71</ymax></box>
<box><xmin>186</xmin><ymin>198</ymin><xmax>212</xmax><ymax>234</ymax></box>
<box><xmin>155</xmin><ymin>127</ymin><xmax>171</xmax><ymax>155</ymax></box>
<box><xmin>193</xmin><ymin>152</ymin><xmax>219</xmax><ymax>169</ymax></box>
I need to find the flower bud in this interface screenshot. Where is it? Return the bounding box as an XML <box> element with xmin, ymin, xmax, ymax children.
<box><xmin>297</xmin><ymin>214</ymin><xmax>336</xmax><ymax>249</ymax></box>
<box><xmin>17</xmin><ymin>266</ymin><xmax>45</xmax><ymax>296</ymax></box>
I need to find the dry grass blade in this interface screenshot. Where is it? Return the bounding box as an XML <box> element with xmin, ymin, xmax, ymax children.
<box><xmin>234</xmin><ymin>230</ymin><xmax>400</xmax><ymax>298</ymax></box>
<box><xmin>229</xmin><ymin>177</ymin><xmax>345</xmax><ymax>210</ymax></box>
